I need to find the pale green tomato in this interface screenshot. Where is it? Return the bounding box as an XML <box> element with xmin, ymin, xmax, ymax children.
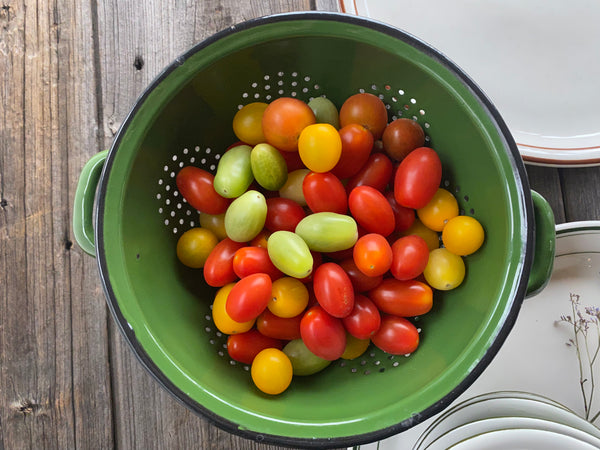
<box><xmin>267</xmin><ymin>230</ymin><xmax>313</xmax><ymax>278</ymax></box>
<box><xmin>213</xmin><ymin>144</ymin><xmax>254</xmax><ymax>198</ymax></box>
<box><xmin>283</xmin><ymin>339</ymin><xmax>331</xmax><ymax>376</ymax></box>
<box><xmin>224</xmin><ymin>190</ymin><xmax>267</xmax><ymax>242</ymax></box>
<box><xmin>295</xmin><ymin>212</ymin><xmax>358</xmax><ymax>253</ymax></box>
<box><xmin>250</xmin><ymin>143</ymin><xmax>288</xmax><ymax>191</ymax></box>
<box><xmin>308</xmin><ymin>96</ymin><xmax>340</xmax><ymax>129</ymax></box>
<box><xmin>279</xmin><ymin>169</ymin><xmax>310</xmax><ymax>206</ymax></box>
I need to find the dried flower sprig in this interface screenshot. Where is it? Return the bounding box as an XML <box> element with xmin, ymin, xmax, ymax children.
<box><xmin>557</xmin><ymin>293</ymin><xmax>600</xmax><ymax>424</ymax></box>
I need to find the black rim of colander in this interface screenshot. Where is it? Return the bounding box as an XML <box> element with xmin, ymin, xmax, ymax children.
<box><xmin>95</xmin><ymin>10</ymin><xmax>534</xmax><ymax>450</ymax></box>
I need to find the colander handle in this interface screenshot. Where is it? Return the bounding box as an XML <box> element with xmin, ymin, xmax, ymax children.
<box><xmin>72</xmin><ymin>150</ymin><xmax>108</xmax><ymax>257</ymax></box>
<box><xmin>526</xmin><ymin>190</ymin><xmax>556</xmax><ymax>297</ymax></box>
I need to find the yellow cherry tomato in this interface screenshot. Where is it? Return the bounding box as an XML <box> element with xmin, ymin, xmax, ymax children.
<box><xmin>176</xmin><ymin>227</ymin><xmax>219</xmax><ymax>268</ymax></box>
<box><xmin>251</xmin><ymin>348</ymin><xmax>293</xmax><ymax>395</ymax></box>
<box><xmin>341</xmin><ymin>334</ymin><xmax>371</xmax><ymax>360</ymax></box>
<box><xmin>423</xmin><ymin>248</ymin><xmax>465</xmax><ymax>291</ymax></box>
<box><xmin>198</xmin><ymin>213</ymin><xmax>227</xmax><ymax>240</ymax></box>
<box><xmin>268</xmin><ymin>277</ymin><xmax>309</xmax><ymax>318</ymax></box>
<box><xmin>211</xmin><ymin>283</ymin><xmax>255</xmax><ymax>335</ymax></box>
<box><xmin>232</xmin><ymin>102</ymin><xmax>268</xmax><ymax>145</ymax></box>
<box><xmin>298</xmin><ymin>123</ymin><xmax>342</xmax><ymax>173</ymax></box>
<box><xmin>442</xmin><ymin>215</ymin><xmax>485</xmax><ymax>256</ymax></box>
<box><xmin>400</xmin><ymin>218</ymin><xmax>440</xmax><ymax>251</ymax></box>
<box><xmin>417</xmin><ymin>188</ymin><xmax>459</xmax><ymax>232</ymax></box>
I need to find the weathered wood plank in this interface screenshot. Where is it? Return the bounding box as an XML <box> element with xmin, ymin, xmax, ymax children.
<box><xmin>559</xmin><ymin>166</ymin><xmax>600</xmax><ymax>222</ymax></box>
<box><xmin>526</xmin><ymin>165</ymin><xmax>566</xmax><ymax>224</ymax></box>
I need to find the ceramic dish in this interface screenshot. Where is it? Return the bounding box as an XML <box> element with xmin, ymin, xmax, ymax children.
<box><xmin>354</xmin><ymin>221</ymin><xmax>600</xmax><ymax>449</ymax></box>
<box><xmin>339</xmin><ymin>0</ymin><xmax>600</xmax><ymax>167</ymax></box>
<box><xmin>449</xmin><ymin>428</ymin><xmax>599</xmax><ymax>450</ymax></box>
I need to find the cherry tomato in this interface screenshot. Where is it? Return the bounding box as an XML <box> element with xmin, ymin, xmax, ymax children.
<box><xmin>250</xmin><ymin>229</ymin><xmax>270</xmax><ymax>248</ymax></box>
<box><xmin>423</xmin><ymin>247</ymin><xmax>466</xmax><ymax>291</ymax></box>
<box><xmin>382</xmin><ymin>118</ymin><xmax>426</xmax><ymax>161</ymax></box>
<box><xmin>269</xmin><ymin>277</ymin><xmax>309</xmax><ymax>318</ymax></box>
<box><xmin>342</xmin><ymin>294</ymin><xmax>381</xmax><ymax>340</ymax></box>
<box><xmin>400</xmin><ymin>218</ymin><xmax>440</xmax><ymax>251</ymax></box>
<box><xmin>345</xmin><ymin>152</ymin><xmax>394</xmax><ymax>193</ymax></box>
<box><xmin>227</xmin><ymin>329</ymin><xmax>284</xmax><ymax>365</ymax></box>
<box><xmin>313</xmin><ymin>262</ymin><xmax>355</xmax><ymax>318</ymax></box>
<box><xmin>226</xmin><ymin>273</ymin><xmax>272</xmax><ymax>322</ymax></box>
<box><xmin>176</xmin><ymin>227</ymin><xmax>219</xmax><ymax>269</ymax></box>
<box><xmin>262</xmin><ymin>97</ymin><xmax>316</xmax><ymax>152</ymax></box>
<box><xmin>265</xmin><ymin>197</ymin><xmax>306</xmax><ymax>232</ymax></box>
<box><xmin>371</xmin><ymin>315</ymin><xmax>420</xmax><ymax>355</ymax></box>
<box><xmin>203</xmin><ymin>238</ymin><xmax>245</xmax><ymax>287</ymax></box>
<box><xmin>341</xmin><ymin>333</ymin><xmax>371</xmax><ymax>360</ymax></box>
<box><xmin>256</xmin><ymin>308</ymin><xmax>302</xmax><ymax>341</ymax></box>
<box><xmin>298</xmin><ymin>123</ymin><xmax>342</xmax><ymax>172</ymax></box>
<box><xmin>331</xmin><ymin>124</ymin><xmax>374</xmax><ymax>179</ymax></box>
<box><xmin>300</xmin><ymin>305</ymin><xmax>347</xmax><ymax>361</ymax></box>
<box><xmin>302</xmin><ymin>172</ymin><xmax>348</xmax><ymax>214</ymax></box>
<box><xmin>417</xmin><ymin>188</ymin><xmax>459</xmax><ymax>232</ymax></box>
<box><xmin>211</xmin><ymin>283</ymin><xmax>255</xmax><ymax>335</ymax></box>
<box><xmin>386</xmin><ymin>191</ymin><xmax>416</xmax><ymax>233</ymax></box>
<box><xmin>251</xmin><ymin>348</ymin><xmax>293</xmax><ymax>395</ymax></box>
<box><xmin>394</xmin><ymin>147</ymin><xmax>442</xmax><ymax>209</ymax></box>
<box><xmin>339</xmin><ymin>92</ymin><xmax>388</xmax><ymax>140</ymax></box>
<box><xmin>348</xmin><ymin>185</ymin><xmax>396</xmax><ymax>237</ymax></box>
<box><xmin>283</xmin><ymin>338</ymin><xmax>331</xmax><ymax>376</ymax></box>
<box><xmin>442</xmin><ymin>215</ymin><xmax>485</xmax><ymax>256</ymax></box>
<box><xmin>279</xmin><ymin>169</ymin><xmax>310</xmax><ymax>206</ymax></box>
<box><xmin>390</xmin><ymin>235</ymin><xmax>430</xmax><ymax>280</ymax></box>
<box><xmin>176</xmin><ymin>166</ymin><xmax>230</xmax><ymax>215</ymax></box>
<box><xmin>278</xmin><ymin>147</ymin><xmax>305</xmax><ymax>171</ymax></box>
<box><xmin>232</xmin><ymin>102</ymin><xmax>268</xmax><ymax>146</ymax></box>
<box><xmin>199</xmin><ymin>212</ymin><xmax>227</xmax><ymax>240</ymax></box>
<box><xmin>353</xmin><ymin>233</ymin><xmax>393</xmax><ymax>277</ymax></box>
<box><xmin>232</xmin><ymin>246</ymin><xmax>283</xmax><ymax>280</ymax></box>
<box><xmin>368</xmin><ymin>278</ymin><xmax>433</xmax><ymax>317</ymax></box>
<box><xmin>339</xmin><ymin>258</ymin><xmax>384</xmax><ymax>292</ymax></box>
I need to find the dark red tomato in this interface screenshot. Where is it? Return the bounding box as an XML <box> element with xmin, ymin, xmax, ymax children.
<box><xmin>175</xmin><ymin>166</ymin><xmax>230</xmax><ymax>215</ymax></box>
<box><xmin>346</xmin><ymin>152</ymin><xmax>394</xmax><ymax>193</ymax></box>
<box><xmin>342</xmin><ymin>294</ymin><xmax>381</xmax><ymax>340</ymax></box>
<box><xmin>323</xmin><ymin>246</ymin><xmax>355</xmax><ymax>262</ymax></box>
<box><xmin>382</xmin><ymin>118</ymin><xmax>426</xmax><ymax>162</ymax></box>
<box><xmin>256</xmin><ymin>309</ymin><xmax>302</xmax><ymax>340</ymax></box>
<box><xmin>232</xmin><ymin>246</ymin><xmax>283</xmax><ymax>280</ymax></box>
<box><xmin>386</xmin><ymin>190</ymin><xmax>416</xmax><ymax>233</ymax></box>
<box><xmin>278</xmin><ymin>147</ymin><xmax>305</xmax><ymax>172</ymax></box>
<box><xmin>348</xmin><ymin>185</ymin><xmax>396</xmax><ymax>237</ymax></box>
<box><xmin>331</xmin><ymin>124</ymin><xmax>374</xmax><ymax>179</ymax></box>
<box><xmin>371</xmin><ymin>315</ymin><xmax>420</xmax><ymax>355</ymax></box>
<box><xmin>339</xmin><ymin>93</ymin><xmax>388</xmax><ymax>140</ymax></box>
<box><xmin>302</xmin><ymin>172</ymin><xmax>348</xmax><ymax>214</ymax></box>
<box><xmin>394</xmin><ymin>147</ymin><xmax>442</xmax><ymax>209</ymax></box>
<box><xmin>298</xmin><ymin>251</ymin><xmax>323</xmax><ymax>284</ymax></box>
<box><xmin>312</xmin><ymin>262</ymin><xmax>355</xmax><ymax>318</ymax></box>
<box><xmin>226</xmin><ymin>329</ymin><xmax>284</xmax><ymax>365</ymax></box>
<box><xmin>265</xmin><ymin>197</ymin><xmax>306</xmax><ymax>232</ymax></box>
<box><xmin>353</xmin><ymin>233</ymin><xmax>393</xmax><ymax>277</ymax></box>
<box><xmin>203</xmin><ymin>238</ymin><xmax>245</xmax><ymax>287</ymax></box>
<box><xmin>300</xmin><ymin>305</ymin><xmax>347</xmax><ymax>361</ymax></box>
<box><xmin>225</xmin><ymin>273</ymin><xmax>272</xmax><ymax>322</ymax></box>
<box><xmin>390</xmin><ymin>235</ymin><xmax>430</xmax><ymax>280</ymax></box>
<box><xmin>368</xmin><ymin>278</ymin><xmax>433</xmax><ymax>317</ymax></box>
<box><xmin>339</xmin><ymin>258</ymin><xmax>384</xmax><ymax>292</ymax></box>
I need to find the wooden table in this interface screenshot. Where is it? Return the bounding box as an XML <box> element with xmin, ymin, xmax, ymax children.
<box><xmin>2</xmin><ymin>1</ymin><xmax>599</xmax><ymax>449</ymax></box>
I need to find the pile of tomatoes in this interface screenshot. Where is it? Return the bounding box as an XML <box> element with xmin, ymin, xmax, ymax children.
<box><xmin>174</xmin><ymin>92</ymin><xmax>485</xmax><ymax>395</ymax></box>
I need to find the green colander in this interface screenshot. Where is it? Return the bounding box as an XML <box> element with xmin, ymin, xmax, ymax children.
<box><xmin>72</xmin><ymin>11</ymin><xmax>556</xmax><ymax>449</ymax></box>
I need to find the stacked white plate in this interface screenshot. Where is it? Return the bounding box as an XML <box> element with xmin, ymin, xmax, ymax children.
<box><xmin>411</xmin><ymin>391</ymin><xmax>600</xmax><ymax>449</ymax></box>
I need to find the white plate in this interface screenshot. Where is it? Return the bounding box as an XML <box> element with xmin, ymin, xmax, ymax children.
<box><xmin>340</xmin><ymin>0</ymin><xmax>600</xmax><ymax>167</ymax></box>
<box><xmin>450</xmin><ymin>428</ymin><xmax>598</xmax><ymax>450</ymax></box>
<box><xmin>353</xmin><ymin>221</ymin><xmax>600</xmax><ymax>449</ymax></box>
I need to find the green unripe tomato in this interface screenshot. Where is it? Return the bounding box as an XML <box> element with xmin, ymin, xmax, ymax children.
<box><xmin>267</xmin><ymin>230</ymin><xmax>313</xmax><ymax>279</ymax></box>
<box><xmin>213</xmin><ymin>144</ymin><xmax>253</xmax><ymax>198</ymax></box>
<box><xmin>295</xmin><ymin>212</ymin><xmax>358</xmax><ymax>253</ymax></box>
<box><xmin>283</xmin><ymin>339</ymin><xmax>331</xmax><ymax>376</ymax></box>
<box><xmin>250</xmin><ymin>143</ymin><xmax>288</xmax><ymax>191</ymax></box>
<box><xmin>308</xmin><ymin>97</ymin><xmax>340</xmax><ymax>129</ymax></box>
<box><xmin>224</xmin><ymin>190</ymin><xmax>267</xmax><ymax>242</ymax></box>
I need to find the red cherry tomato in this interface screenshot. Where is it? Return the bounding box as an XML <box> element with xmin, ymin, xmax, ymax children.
<box><xmin>371</xmin><ymin>315</ymin><xmax>420</xmax><ymax>355</ymax></box>
<box><xmin>302</xmin><ymin>172</ymin><xmax>348</xmax><ymax>214</ymax></box>
<box><xmin>175</xmin><ymin>166</ymin><xmax>230</xmax><ymax>215</ymax></box>
<box><xmin>226</xmin><ymin>273</ymin><xmax>273</xmax><ymax>322</ymax></box>
<box><xmin>256</xmin><ymin>309</ymin><xmax>302</xmax><ymax>341</ymax></box>
<box><xmin>232</xmin><ymin>246</ymin><xmax>283</xmax><ymax>280</ymax></box>
<box><xmin>386</xmin><ymin>190</ymin><xmax>416</xmax><ymax>233</ymax></box>
<box><xmin>348</xmin><ymin>185</ymin><xmax>396</xmax><ymax>237</ymax></box>
<box><xmin>390</xmin><ymin>235</ymin><xmax>430</xmax><ymax>280</ymax></box>
<box><xmin>312</xmin><ymin>262</ymin><xmax>355</xmax><ymax>318</ymax></box>
<box><xmin>262</xmin><ymin>97</ymin><xmax>316</xmax><ymax>152</ymax></box>
<box><xmin>265</xmin><ymin>197</ymin><xmax>306</xmax><ymax>232</ymax></box>
<box><xmin>353</xmin><ymin>233</ymin><xmax>393</xmax><ymax>277</ymax></box>
<box><xmin>203</xmin><ymin>238</ymin><xmax>245</xmax><ymax>287</ymax></box>
<box><xmin>338</xmin><ymin>258</ymin><xmax>383</xmax><ymax>292</ymax></box>
<box><xmin>331</xmin><ymin>124</ymin><xmax>374</xmax><ymax>179</ymax></box>
<box><xmin>339</xmin><ymin>93</ymin><xmax>388</xmax><ymax>140</ymax></box>
<box><xmin>300</xmin><ymin>305</ymin><xmax>347</xmax><ymax>361</ymax></box>
<box><xmin>227</xmin><ymin>330</ymin><xmax>284</xmax><ymax>365</ymax></box>
<box><xmin>368</xmin><ymin>278</ymin><xmax>433</xmax><ymax>317</ymax></box>
<box><xmin>346</xmin><ymin>152</ymin><xmax>394</xmax><ymax>193</ymax></box>
<box><xmin>342</xmin><ymin>294</ymin><xmax>381</xmax><ymax>340</ymax></box>
<box><xmin>394</xmin><ymin>147</ymin><xmax>442</xmax><ymax>209</ymax></box>
<box><xmin>278</xmin><ymin>147</ymin><xmax>305</xmax><ymax>171</ymax></box>
<box><xmin>381</xmin><ymin>118</ymin><xmax>426</xmax><ymax>162</ymax></box>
